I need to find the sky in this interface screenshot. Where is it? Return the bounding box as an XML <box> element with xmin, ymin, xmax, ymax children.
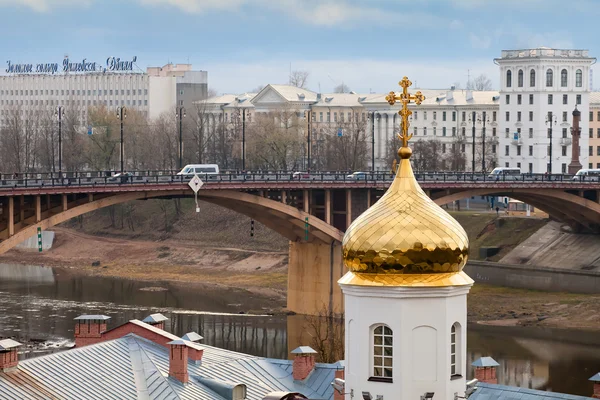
<box><xmin>1</xmin><ymin>0</ymin><xmax>599</xmax><ymax>94</ymax></box>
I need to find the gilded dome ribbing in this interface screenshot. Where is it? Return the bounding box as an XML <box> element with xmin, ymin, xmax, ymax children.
<box><xmin>340</xmin><ymin>76</ymin><xmax>471</xmax><ymax>287</ymax></box>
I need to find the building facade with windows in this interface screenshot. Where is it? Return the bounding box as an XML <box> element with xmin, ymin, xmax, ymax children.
<box><xmin>0</xmin><ymin>62</ymin><xmax>207</xmax><ymax>127</ymax></box>
<box><xmin>588</xmin><ymin>92</ymin><xmax>600</xmax><ymax>169</ymax></box>
<box><xmin>495</xmin><ymin>48</ymin><xmax>595</xmax><ymax>174</ymax></box>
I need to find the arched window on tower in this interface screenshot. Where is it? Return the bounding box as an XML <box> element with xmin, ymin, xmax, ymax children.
<box><xmin>546</xmin><ymin>69</ymin><xmax>553</xmax><ymax>87</ymax></box>
<box><xmin>372</xmin><ymin>324</ymin><xmax>393</xmax><ymax>380</ymax></box>
<box><xmin>450</xmin><ymin>322</ymin><xmax>462</xmax><ymax>378</ymax></box>
<box><xmin>518</xmin><ymin>69</ymin><xmax>523</xmax><ymax>87</ymax></box>
<box><xmin>576</xmin><ymin>69</ymin><xmax>583</xmax><ymax>87</ymax></box>
<box><xmin>530</xmin><ymin>69</ymin><xmax>536</xmax><ymax>87</ymax></box>
<box><xmin>506</xmin><ymin>70</ymin><xmax>512</xmax><ymax>87</ymax></box>
<box><xmin>561</xmin><ymin>69</ymin><xmax>568</xmax><ymax>87</ymax></box>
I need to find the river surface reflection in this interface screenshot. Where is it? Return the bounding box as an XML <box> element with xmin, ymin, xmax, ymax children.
<box><xmin>0</xmin><ymin>263</ymin><xmax>599</xmax><ymax>396</ymax></box>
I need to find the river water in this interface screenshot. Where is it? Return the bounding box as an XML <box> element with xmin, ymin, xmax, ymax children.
<box><xmin>1</xmin><ymin>263</ymin><xmax>599</xmax><ymax>396</ymax></box>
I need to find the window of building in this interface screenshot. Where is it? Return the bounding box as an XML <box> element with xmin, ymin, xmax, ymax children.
<box><xmin>563</xmin><ymin>112</ymin><xmax>568</xmax><ymax>122</ymax></box>
<box><xmin>506</xmin><ymin>70</ymin><xmax>512</xmax><ymax>87</ymax></box>
<box><xmin>577</xmin><ymin>94</ymin><xmax>582</xmax><ymax>105</ymax></box>
<box><xmin>452</xmin><ymin>127</ymin><xmax>456</xmax><ymax>136</ymax></box>
<box><xmin>423</xmin><ymin>127</ymin><xmax>427</xmax><ymax>135</ymax></box>
<box><xmin>443</xmin><ymin>111</ymin><xmax>447</xmax><ymax>121</ymax></box>
<box><xmin>591</xmin><ymin>128</ymin><xmax>594</xmax><ymax>138</ymax></box>
<box><xmin>452</xmin><ymin>111</ymin><xmax>456</xmax><ymax>122</ymax></box>
<box><xmin>563</xmin><ymin>128</ymin><xmax>567</xmax><ymax>138</ymax></box>
<box><xmin>372</xmin><ymin>325</ymin><xmax>393</xmax><ymax>379</ymax></box>
<box><xmin>505</xmin><ymin>128</ymin><xmax>510</xmax><ymax>138</ymax></box>
<box><xmin>505</xmin><ymin>111</ymin><xmax>510</xmax><ymax>122</ymax></box>
<box><xmin>492</xmin><ymin>111</ymin><xmax>497</xmax><ymax>122</ymax></box>
<box><xmin>597</xmin><ymin>128</ymin><xmax>600</xmax><ymax>138</ymax></box>
<box><xmin>506</xmin><ymin>162</ymin><xmax>510</xmax><ymax>168</ymax></box>
<box><xmin>590</xmin><ymin>146</ymin><xmax>594</xmax><ymax>156</ymax></box>
<box><xmin>442</xmin><ymin>127</ymin><xmax>447</xmax><ymax>136</ymax></box>
<box><xmin>591</xmin><ymin>112</ymin><xmax>594</xmax><ymax>122</ymax></box>
<box><xmin>576</xmin><ymin>69</ymin><xmax>583</xmax><ymax>87</ymax></box>
<box><xmin>517</xmin><ymin>111</ymin><xmax>521</xmax><ymax>122</ymax></box>
<box><xmin>562</xmin><ymin>94</ymin><xmax>568</xmax><ymax>105</ymax></box>
<box><xmin>517</xmin><ymin>162</ymin><xmax>521</xmax><ymax>169</ymax></box>
<box><xmin>334</xmin><ymin>112</ymin><xmax>337</xmax><ymax>122</ymax></box>
<box><xmin>492</xmin><ymin>144</ymin><xmax>496</xmax><ymax>154</ymax></box>
<box><xmin>546</xmin><ymin>68</ymin><xmax>553</xmax><ymax>87</ymax></box>
<box><xmin>517</xmin><ymin>145</ymin><xmax>521</xmax><ymax>156</ymax></box>
<box><xmin>597</xmin><ymin>112</ymin><xmax>600</xmax><ymax>121</ymax></box>
<box><xmin>548</xmin><ymin>94</ymin><xmax>553</xmax><ymax>105</ymax></box>
<box><xmin>413</xmin><ymin>111</ymin><xmax>418</xmax><ymax>120</ymax></box>
<box><xmin>506</xmin><ymin>94</ymin><xmax>510</xmax><ymax>105</ymax></box>
<box><xmin>518</xmin><ymin>69</ymin><xmax>524</xmax><ymax>87</ymax></box>
<box><xmin>529</xmin><ymin>94</ymin><xmax>534</xmax><ymax>105</ymax></box>
<box><xmin>597</xmin><ymin>146</ymin><xmax>600</xmax><ymax>157</ymax></box>
<box><xmin>529</xmin><ymin>145</ymin><xmax>533</xmax><ymax>156</ymax></box>
<box><xmin>561</xmin><ymin>69</ymin><xmax>568</xmax><ymax>87</ymax></box>
<box><xmin>442</xmin><ymin>143</ymin><xmax>446</xmax><ymax>153</ymax></box>
<box><xmin>414</xmin><ymin>128</ymin><xmax>417</xmax><ymax>136</ymax></box>
<box><xmin>462</xmin><ymin>127</ymin><xmax>466</xmax><ymax>136</ymax></box>
<box><xmin>562</xmin><ymin>146</ymin><xmax>567</xmax><ymax>156</ymax></box>
<box><xmin>462</xmin><ymin>111</ymin><xmax>466</xmax><ymax>121</ymax></box>
<box><xmin>433</xmin><ymin>111</ymin><xmax>437</xmax><ymax>120</ymax></box>
<box><xmin>492</xmin><ymin>127</ymin><xmax>496</xmax><ymax>137</ymax></box>
<box><xmin>424</xmin><ymin>111</ymin><xmax>428</xmax><ymax>120</ymax></box>
<box><xmin>529</xmin><ymin>111</ymin><xmax>533</xmax><ymax>122</ymax></box>
<box><xmin>451</xmin><ymin>323</ymin><xmax>461</xmax><ymax>377</ymax></box>
<box><xmin>517</xmin><ymin>94</ymin><xmax>522</xmax><ymax>105</ymax></box>
<box><xmin>433</xmin><ymin>127</ymin><xmax>437</xmax><ymax>135</ymax></box>
<box><xmin>461</xmin><ymin>144</ymin><xmax>466</xmax><ymax>152</ymax></box>
<box><xmin>505</xmin><ymin>145</ymin><xmax>510</xmax><ymax>156</ymax></box>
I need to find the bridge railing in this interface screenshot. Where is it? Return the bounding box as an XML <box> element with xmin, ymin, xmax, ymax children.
<box><xmin>0</xmin><ymin>171</ymin><xmax>599</xmax><ymax>189</ymax></box>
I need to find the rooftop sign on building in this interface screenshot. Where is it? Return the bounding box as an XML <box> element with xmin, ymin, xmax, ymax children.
<box><xmin>5</xmin><ymin>56</ymin><xmax>138</xmax><ymax>75</ymax></box>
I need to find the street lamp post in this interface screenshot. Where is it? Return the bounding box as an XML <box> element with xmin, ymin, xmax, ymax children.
<box><xmin>116</xmin><ymin>106</ymin><xmax>126</xmax><ymax>172</ymax></box>
<box><xmin>369</xmin><ymin>112</ymin><xmax>378</xmax><ymax>172</ymax></box>
<box><xmin>306</xmin><ymin>110</ymin><xmax>312</xmax><ymax>172</ymax></box>
<box><xmin>55</xmin><ymin>106</ymin><xmax>65</xmax><ymax>174</ymax></box>
<box><xmin>545</xmin><ymin>111</ymin><xmax>557</xmax><ymax>174</ymax></box>
<box><xmin>468</xmin><ymin>112</ymin><xmax>480</xmax><ymax>172</ymax></box>
<box><xmin>481</xmin><ymin>111</ymin><xmax>490</xmax><ymax>173</ymax></box>
<box><xmin>242</xmin><ymin>108</ymin><xmax>246</xmax><ymax>171</ymax></box>
<box><xmin>176</xmin><ymin>107</ymin><xmax>186</xmax><ymax>169</ymax></box>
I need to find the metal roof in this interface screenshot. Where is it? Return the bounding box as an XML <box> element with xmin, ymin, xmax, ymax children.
<box><xmin>142</xmin><ymin>313</ymin><xmax>169</xmax><ymax>323</ymax></box>
<box><xmin>181</xmin><ymin>332</ymin><xmax>203</xmax><ymax>342</ymax></box>
<box><xmin>472</xmin><ymin>357</ymin><xmax>500</xmax><ymax>367</ymax></box>
<box><xmin>74</xmin><ymin>315</ymin><xmax>111</xmax><ymax>321</ymax></box>
<box><xmin>291</xmin><ymin>346</ymin><xmax>317</xmax><ymax>354</ymax></box>
<box><xmin>0</xmin><ymin>333</ymin><xmax>340</xmax><ymax>400</ymax></box>
<box><xmin>470</xmin><ymin>383</ymin><xmax>594</xmax><ymax>400</ymax></box>
<box><xmin>0</xmin><ymin>339</ymin><xmax>22</xmax><ymax>350</ymax></box>
<box><xmin>590</xmin><ymin>373</ymin><xmax>600</xmax><ymax>382</ymax></box>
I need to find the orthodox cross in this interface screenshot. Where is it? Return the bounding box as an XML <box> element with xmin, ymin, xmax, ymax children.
<box><xmin>385</xmin><ymin>76</ymin><xmax>425</xmax><ymax>148</ymax></box>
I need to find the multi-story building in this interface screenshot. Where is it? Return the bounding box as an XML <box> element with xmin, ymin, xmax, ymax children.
<box><xmin>495</xmin><ymin>48</ymin><xmax>595</xmax><ymax>174</ymax></box>
<box><xmin>0</xmin><ymin>58</ymin><xmax>207</xmax><ymax>127</ymax></box>
<box><xmin>588</xmin><ymin>92</ymin><xmax>600</xmax><ymax>169</ymax></box>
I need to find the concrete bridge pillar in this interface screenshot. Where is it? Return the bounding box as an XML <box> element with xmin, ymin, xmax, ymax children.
<box><xmin>287</xmin><ymin>241</ymin><xmax>345</xmax><ymax>316</ymax></box>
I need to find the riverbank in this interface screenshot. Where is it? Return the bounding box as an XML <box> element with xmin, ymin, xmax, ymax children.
<box><xmin>4</xmin><ymin>227</ymin><xmax>600</xmax><ymax>331</ymax></box>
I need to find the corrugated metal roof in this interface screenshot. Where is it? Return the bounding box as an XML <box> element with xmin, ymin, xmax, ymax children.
<box><xmin>472</xmin><ymin>357</ymin><xmax>500</xmax><ymax>367</ymax></box>
<box><xmin>590</xmin><ymin>372</ymin><xmax>600</xmax><ymax>382</ymax></box>
<box><xmin>470</xmin><ymin>383</ymin><xmax>594</xmax><ymax>400</ymax></box>
<box><xmin>0</xmin><ymin>339</ymin><xmax>22</xmax><ymax>350</ymax></box>
<box><xmin>0</xmin><ymin>333</ymin><xmax>340</xmax><ymax>400</ymax></box>
<box><xmin>73</xmin><ymin>315</ymin><xmax>111</xmax><ymax>321</ymax></box>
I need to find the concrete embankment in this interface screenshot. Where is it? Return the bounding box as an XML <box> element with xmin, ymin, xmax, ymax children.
<box><xmin>464</xmin><ymin>260</ymin><xmax>600</xmax><ymax>294</ymax></box>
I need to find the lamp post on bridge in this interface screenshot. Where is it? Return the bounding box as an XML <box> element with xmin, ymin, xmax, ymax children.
<box><xmin>369</xmin><ymin>111</ymin><xmax>379</xmax><ymax>172</ymax></box>
<box><xmin>305</xmin><ymin>110</ymin><xmax>312</xmax><ymax>172</ymax></box>
<box><xmin>468</xmin><ymin>112</ymin><xmax>479</xmax><ymax>173</ymax></box>
<box><xmin>176</xmin><ymin>107</ymin><xmax>186</xmax><ymax>169</ymax></box>
<box><xmin>54</xmin><ymin>106</ymin><xmax>65</xmax><ymax>174</ymax></box>
<box><xmin>116</xmin><ymin>106</ymin><xmax>126</xmax><ymax>173</ymax></box>
<box><xmin>546</xmin><ymin>111</ymin><xmax>557</xmax><ymax>174</ymax></box>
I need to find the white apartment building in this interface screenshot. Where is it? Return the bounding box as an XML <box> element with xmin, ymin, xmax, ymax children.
<box><xmin>0</xmin><ymin>58</ymin><xmax>207</xmax><ymax>127</ymax></box>
<box><xmin>495</xmin><ymin>48</ymin><xmax>595</xmax><ymax>174</ymax></box>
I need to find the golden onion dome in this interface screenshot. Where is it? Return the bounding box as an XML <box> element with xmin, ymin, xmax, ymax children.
<box><xmin>339</xmin><ymin>76</ymin><xmax>471</xmax><ymax>287</ymax></box>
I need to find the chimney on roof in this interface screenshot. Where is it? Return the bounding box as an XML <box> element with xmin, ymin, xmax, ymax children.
<box><xmin>333</xmin><ymin>368</ymin><xmax>345</xmax><ymax>400</ymax></box>
<box><xmin>590</xmin><ymin>373</ymin><xmax>600</xmax><ymax>398</ymax></box>
<box><xmin>0</xmin><ymin>339</ymin><xmax>22</xmax><ymax>372</ymax></box>
<box><xmin>447</xmin><ymin>90</ymin><xmax>454</xmax><ymax>101</ymax></box>
<box><xmin>291</xmin><ymin>346</ymin><xmax>317</xmax><ymax>381</ymax></box>
<box><xmin>168</xmin><ymin>340</ymin><xmax>189</xmax><ymax>384</ymax></box>
<box><xmin>74</xmin><ymin>315</ymin><xmax>110</xmax><ymax>347</ymax></box>
<box><xmin>466</xmin><ymin>90</ymin><xmax>474</xmax><ymax>101</ymax></box>
<box><xmin>472</xmin><ymin>357</ymin><xmax>499</xmax><ymax>384</ymax></box>
<box><xmin>142</xmin><ymin>313</ymin><xmax>169</xmax><ymax>331</ymax></box>
<box><xmin>182</xmin><ymin>333</ymin><xmax>205</xmax><ymax>364</ymax></box>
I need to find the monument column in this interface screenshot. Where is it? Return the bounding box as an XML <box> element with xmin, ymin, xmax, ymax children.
<box><xmin>568</xmin><ymin>106</ymin><xmax>583</xmax><ymax>174</ymax></box>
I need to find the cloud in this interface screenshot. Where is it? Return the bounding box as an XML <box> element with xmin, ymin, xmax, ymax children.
<box><xmin>469</xmin><ymin>33</ymin><xmax>491</xmax><ymax>49</ymax></box>
<box><xmin>0</xmin><ymin>0</ymin><xmax>90</xmax><ymax>12</ymax></box>
<box><xmin>138</xmin><ymin>0</ymin><xmax>247</xmax><ymax>14</ymax></box>
<box><xmin>204</xmin><ymin>57</ymin><xmax>499</xmax><ymax>95</ymax></box>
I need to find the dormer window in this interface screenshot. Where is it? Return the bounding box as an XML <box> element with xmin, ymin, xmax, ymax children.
<box><xmin>371</xmin><ymin>324</ymin><xmax>393</xmax><ymax>381</ymax></box>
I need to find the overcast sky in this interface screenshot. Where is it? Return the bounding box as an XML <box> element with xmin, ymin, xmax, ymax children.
<box><xmin>1</xmin><ymin>0</ymin><xmax>598</xmax><ymax>94</ymax></box>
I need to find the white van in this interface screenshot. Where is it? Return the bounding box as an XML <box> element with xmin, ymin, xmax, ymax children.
<box><xmin>177</xmin><ymin>164</ymin><xmax>220</xmax><ymax>176</ymax></box>
<box><xmin>573</xmin><ymin>169</ymin><xmax>600</xmax><ymax>180</ymax></box>
<box><xmin>488</xmin><ymin>167</ymin><xmax>521</xmax><ymax>180</ymax></box>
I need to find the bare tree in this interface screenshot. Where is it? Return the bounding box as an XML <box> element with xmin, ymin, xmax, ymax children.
<box><xmin>251</xmin><ymin>85</ymin><xmax>265</xmax><ymax>93</ymax></box>
<box><xmin>303</xmin><ymin>308</ymin><xmax>344</xmax><ymax>363</ymax></box>
<box><xmin>475</xmin><ymin>137</ymin><xmax>498</xmax><ymax>173</ymax></box>
<box><xmin>321</xmin><ymin>110</ymin><xmax>368</xmax><ymax>171</ymax></box>
<box><xmin>289</xmin><ymin>70</ymin><xmax>310</xmax><ymax>88</ymax></box>
<box><xmin>333</xmin><ymin>83</ymin><xmax>350</xmax><ymax>93</ymax></box>
<box><xmin>445</xmin><ymin>136</ymin><xmax>467</xmax><ymax>171</ymax></box>
<box><xmin>467</xmin><ymin>74</ymin><xmax>493</xmax><ymax>91</ymax></box>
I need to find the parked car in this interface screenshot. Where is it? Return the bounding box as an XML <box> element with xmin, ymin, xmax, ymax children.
<box><xmin>346</xmin><ymin>172</ymin><xmax>367</xmax><ymax>180</ymax></box>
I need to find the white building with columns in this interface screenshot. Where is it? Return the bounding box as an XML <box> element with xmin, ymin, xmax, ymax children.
<box><xmin>495</xmin><ymin>48</ymin><xmax>596</xmax><ymax>174</ymax></box>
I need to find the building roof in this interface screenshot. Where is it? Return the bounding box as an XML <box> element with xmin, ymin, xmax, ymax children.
<box><xmin>0</xmin><ymin>339</ymin><xmax>21</xmax><ymax>351</ymax></box>
<box><xmin>472</xmin><ymin>356</ymin><xmax>500</xmax><ymax>367</ymax></box>
<box><xmin>590</xmin><ymin>372</ymin><xmax>600</xmax><ymax>382</ymax></box>
<box><xmin>589</xmin><ymin>92</ymin><xmax>600</xmax><ymax>106</ymax></box>
<box><xmin>0</xmin><ymin>334</ymin><xmax>341</xmax><ymax>400</ymax></box>
<box><xmin>290</xmin><ymin>346</ymin><xmax>317</xmax><ymax>354</ymax></box>
<box><xmin>267</xmin><ymin>85</ymin><xmax>318</xmax><ymax>102</ymax></box>
<box><xmin>142</xmin><ymin>313</ymin><xmax>169</xmax><ymax>323</ymax></box>
<box><xmin>313</xmin><ymin>93</ymin><xmax>368</xmax><ymax>108</ymax></box>
<box><xmin>362</xmin><ymin>89</ymin><xmax>500</xmax><ymax>107</ymax></box>
<box><xmin>470</xmin><ymin>382</ymin><xmax>594</xmax><ymax>400</ymax></box>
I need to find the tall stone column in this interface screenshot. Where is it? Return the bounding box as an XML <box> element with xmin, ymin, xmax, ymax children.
<box><xmin>568</xmin><ymin>106</ymin><xmax>583</xmax><ymax>174</ymax></box>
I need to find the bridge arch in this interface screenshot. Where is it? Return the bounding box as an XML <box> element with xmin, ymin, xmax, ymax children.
<box><xmin>434</xmin><ymin>188</ymin><xmax>600</xmax><ymax>232</ymax></box>
<box><xmin>0</xmin><ymin>190</ymin><xmax>343</xmax><ymax>255</ymax></box>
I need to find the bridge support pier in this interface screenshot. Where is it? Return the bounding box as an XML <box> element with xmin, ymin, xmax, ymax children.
<box><xmin>287</xmin><ymin>240</ymin><xmax>344</xmax><ymax>316</ymax></box>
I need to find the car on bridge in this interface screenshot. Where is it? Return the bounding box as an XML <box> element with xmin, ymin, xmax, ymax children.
<box><xmin>292</xmin><ymin>171</ymin><xmax>310</xmax><ymax>179</ymax></box>
<box><xmin>108</xmin><ymin>172</ymin><xmax>133</xmax><ymax>183</ymax></box>
<box><xmin>346</xmin><ymin>172</ymin><xmax>367</xmax><ymax>180</ymax></box>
